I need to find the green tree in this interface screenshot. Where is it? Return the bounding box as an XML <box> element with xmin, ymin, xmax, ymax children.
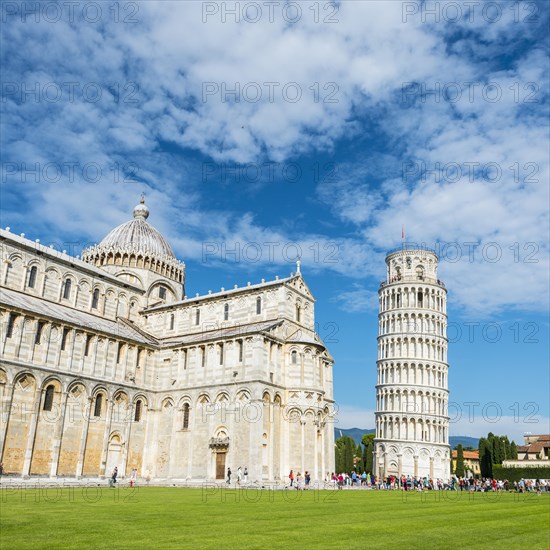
<box><xmin>362</xmin><ymin>433</ymin><xmax>375</xmax><ymax>474</ymax></box>
<box><xmin>510</xmin><ymin>441</ymin><xmax>518</xmax><ymax>459</ymax></box>
<box><xmin>503</xmin><ymin>436</ymin><xmax>511</xmax><ymax>460</ymax></box>
<box><xmin>455</xmin><ymin>444</ymin><xmax>465</xmax><ymax>477</ymax></box>
<box><xmin>355</xmin><ymin>443</ymin><xmax>364</xmax><ymax>471</ymax></box>
<box><xmin>479</xmin><ymin>437</ymin><xmax>493</xmax><ymax>478</ymax></box>
<box><xmin>335</xmin><ymin>436</ymin><xmax>356</xmax><ymax>473</ymax></box>
<box><xmin>335</xmin><ymin>438</ymin><xmax>344</xmax><ymax>473</ymax></box>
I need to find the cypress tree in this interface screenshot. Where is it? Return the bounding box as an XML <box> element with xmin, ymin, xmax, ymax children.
<box><xmin>355</xmin><ymin>443</ymin><xmax>363</xmax><ymax>471</ymax></box>
<box><xmin>479</xmin><ymin>438</ymin><xmax>493</xmax><ymax>478</ymax></box>
<box><xmin>455</xmin><ymin>444</ymin><xmax>465</xmax><ymax>477</ymax></box>
<box><xmin>362</xmin><ymin>434</ymin><xmax>375</xmax><ymax>474</ymax></box>
<box><xmin>366</xmin><ymin>440</ymin><xmax>374</xmax><ymax>474</ymax></box>
<box><xmin>503</xmin><ymin>436</ymin><xmax>511</xmax><ymax>460</ymax></box>
<box><xmin>510</xmin><ymin>441</ymin><xmax>518</xmax><ymax>459</ymax></box>
<box><xmin>344</xmin><ymin>436</ymin><xmax>355</xmax><ymax>472</ymax></box>
<box><xmin>335</xmin><ymin>436</ymin><xmax>345</xmax><ymax>472</ymax></box>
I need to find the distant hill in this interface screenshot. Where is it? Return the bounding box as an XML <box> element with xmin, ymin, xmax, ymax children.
<box><xmin>334</xmin><ymin>428</ymin><xmax>479</xmax><ymax>449</ymax></box>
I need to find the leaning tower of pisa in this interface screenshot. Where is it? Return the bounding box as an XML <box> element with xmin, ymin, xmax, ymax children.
<box><xmin>373</xmin><ymin>246</ymin><xmax>451</xmax><ymax>481</ymax></box>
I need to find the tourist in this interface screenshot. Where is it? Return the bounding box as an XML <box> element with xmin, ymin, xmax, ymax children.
<box><xmin>289</xmin><ymin>470</ymin><xmax>294</xmax><ymax>487</ymax></box>
<box><xmin>305</xmin><ymin>471</ymin><xmax>311</xmax><ymax>488</ymax></box>
<box><xmin>227</xmin><ymin>467</ymin><xmax>232</xmax><ymax>485</ymax></box>
<box><xmin>110</xmin><ymin>466</ymin><xmax>118</xmax><ymax>488</ymax></box>
<box><xmin>237</xmin><ymin>466</ymin><xmax>242</xmax><ymax>485</ymax></box>
<box><xmin>243</xmin><ymin>467</ymin><xmax>248</xmax><ymax>483</ymax></box>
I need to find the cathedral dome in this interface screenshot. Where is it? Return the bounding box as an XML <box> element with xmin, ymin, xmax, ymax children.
<box><xmin>81</xmin><ymin>198</ymin><xmax>185</xmax><ymax>285</ymax></box>
<box><xmin>98</xmin><ymin>199</ymin><xmax>175</xmax><ymax>259</ymax></box>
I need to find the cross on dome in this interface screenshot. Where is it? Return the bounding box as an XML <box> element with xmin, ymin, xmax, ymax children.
<box><xmin>133</xmin><ymin>195</ymin><xmax>150</xmax><ymax>220</ymax></box>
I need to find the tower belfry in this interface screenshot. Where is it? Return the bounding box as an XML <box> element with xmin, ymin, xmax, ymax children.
<box><xmin>373</xmin><ymin>245</ymin><xmax>451</xmax><ymax>480</ymax></box>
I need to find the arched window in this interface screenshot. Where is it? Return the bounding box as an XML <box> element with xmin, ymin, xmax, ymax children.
<box><xmin>62</xmin><ymin>278</ymin><xmax>72</xmax><ymax>299</ymax></box>
<box><xmin>60</xmin><ymin>327</ymin><xmax>70</xmax><ymax>351</ymax></box>
<box><xmin>195</xmin><ymin>308</ymin><xmax>200</xmax><ymax>325</ymax></box>
<box><xmin>43</xmin><ymin>384</ymin><xmax>54</xmax><ymax>411</ymax></box>
<box><xmin>134</xmin><ymin>400</ymin><xmax>142</xmax><ymax>422</ymax></box>
<box><xmin>158</xmin><ymin>286</ymin><xmax>167</xmax><ymax>300</ymax></box>
<box><xmin>256</xmin><ymin>296</ymin><xmax>262</xmax><ymax>315</ymax></box>
<box><xmin>291</xmin><ymin>350</ymin><xmax>297</xmax><ymax>364</ymax></box>
<box><xmin>6</xmin><ymin>313</ymin><xmax>16</xmax><ymax>338</ymax></box>
<box><xmin>238</xmin><ymin>339</ymin><xmax>243</xmax><ymax>362</ymax></box>
<box><xmin>116</xmin><ymin>343</ymin><xmax>123</xmax><ymax>364</ymax></box>
<box><xmin>170</xmin><ymin>313</ymin><xmax>175</xmax><ymax>330</ymax></box>
<box><xmin>84</xmin><ymin>335</ymin><xmax>92</xmax><ymax>357</ymax></box>
<box><xmin>416</xmin><ymin>265</ymin><xmax>424</xmax><ymax>281</ymax></box>
<box><xmin>93</xmin><ymin>394</ymin><xmax>103</xmax><ymax>417</ymax></box>
<box><xmin>296</xmin><ymin>304</ymin><xmax>301</xmax><ymax>322</ymax></box>
<box><xmin>91</xmin><ymin>288</ymin><xmax>99</xmax><ymax>309</ymax></box>
<box><xmin>417</xmin><ymin>291</ymin><xmax>423</xmax><ymax>307</ymax></box>
<box><xmin>34</xmin><ymin>321</ymin><xmax>45</xmax><ymax>345</ymax></box>
<box><xmin>224</xmin><ymin>303</ymin><xmax>229</xmax><ymax>321</ymax></box>
<box><xmin>182</xmin><ymin>403</ymin><xmax>190</xmax><ymax>429</ymax></box>
<box><xmin>27</xmin><ymin>266</ymin><xmax>38</xmax><ymax>288</ymax></box>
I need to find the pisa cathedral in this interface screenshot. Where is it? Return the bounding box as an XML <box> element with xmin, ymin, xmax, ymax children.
<box><xmin>0</xmin><ymin>199</ymin><xmax>335</xmax><ymax>481</ymax></box>
<box><xmin>374</xmin><ymin>247</ymin><xmax>451</xmax><ymax>480</ymax></box>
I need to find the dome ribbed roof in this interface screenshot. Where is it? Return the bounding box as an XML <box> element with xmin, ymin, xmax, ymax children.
<box><xmin>98</xmin><ymin>198</ymin><xmax>175</xmax><ymax>259</ymax></box>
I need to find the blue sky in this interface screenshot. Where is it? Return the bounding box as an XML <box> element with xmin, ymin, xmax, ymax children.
<box><xmin>1</xmin><ymin>1</ymin><xmax>549</xmax><ymax>442</ymax></box>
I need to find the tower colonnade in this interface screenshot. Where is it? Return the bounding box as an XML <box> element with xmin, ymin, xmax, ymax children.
<box><xmin>373</xmin><ymin>247</ymin><xmax>451</xmax><ymax>480</ymax></box>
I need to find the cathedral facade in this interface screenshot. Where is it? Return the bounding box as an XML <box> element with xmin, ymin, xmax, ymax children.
<box><xmin>0</xmin><ymin>199</ymin><xmax>335</xmax><ymax>482</ymax></box>
<box><xmin>373</xmin><ymin>246</ymin><xmax>451</xmax><ymax>480</ymax></box>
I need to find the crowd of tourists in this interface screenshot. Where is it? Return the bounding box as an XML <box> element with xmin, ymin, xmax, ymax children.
<box><xmin>323</xmin><ymin>472</ymin><xmax>550</xmax><ymax>493</ymax></box>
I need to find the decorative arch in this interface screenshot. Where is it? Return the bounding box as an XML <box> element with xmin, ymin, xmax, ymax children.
<box><xmin>197</xmin><ymin>393</ymin><xmax>211</xmax><ymax>405</ymax></box>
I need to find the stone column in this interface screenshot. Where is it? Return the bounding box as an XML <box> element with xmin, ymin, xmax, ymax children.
<box><xmin>300</xmin><ymin>418</ymin><xmax>305</xmax><ymax>475</ymax></box>
<box><xmin>22</xmin><ymin>384</ymin><xmax>42</xmax><ymax>477</ymax></box>
<box><xmin>0</xmin><ymin>382</ymin><xmax>15</xmax><ymax>458</ymax></box>
<box><xmin>49</xmin><ymin>390</ymin><xmax>69</xmax><ymax>477</ymax></box>
<box><xmin>120</xmin><ymin>403</ymin><xmax>133</xmax><ymax>478</ymax></box>
<box><xmin>167</xmin><ymin>404</ymin><xmax>180</xmax><ymax>479</ymax></box>
<box><xmin>99</xmin><ymin>398</ymin><xmax>114</xmax><ymax>476</ymax></box>
<box><xmin>280</xmin><ymin>401</ymin><xmax>288</xmax><ymax>485</ymax></box>
<box><xmin>267</xmin><ymin>401</ymin><xmax>274</xmax><ymax>480</ymax></box>
<box><xmin>398</xmin><ymin>453</ymin><xmax>403</xmax><ymax>478</ymax></box>
<box><xmin>414</xmin><ymin>455</ymin><xmax>419</xmax><ymax>478</ymax></box>
<box><xmin>76</xmin><ymin>397</ymin><xmax>92</xmax><ymax>478</ymax></box>
<box><xmin>313</xmin><ymin>424</ymin><xmax>319</xmax><ymax>481</ymax></box>
<box><xmin>429</xmin><ymin>456</ymin><xmax>434</xmax><ymax>479</ymax></box>
<box><xmin>248</xmin><ymin>397</ymin><xmax>263</xmax><ymax>482</ymax></box>
<box><xmin>187</xmin><ymin>404</ymin><xmax>194</xmax><ymax>479</ymax></box>
<box><xmin>320</xmin><ymin>425</ymin><xmax>326</xmax><ymax>481</ymax></box>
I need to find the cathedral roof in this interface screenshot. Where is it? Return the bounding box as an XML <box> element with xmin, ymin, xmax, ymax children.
<box><xmin>97</xmin><ymin>198</ymin><xmax>175</xmax><ymax>259</ymax></box>
<box><xmin>0</xmin><ymin>286</ymin><xmax>156</xmax><ymax>345</ymax></box>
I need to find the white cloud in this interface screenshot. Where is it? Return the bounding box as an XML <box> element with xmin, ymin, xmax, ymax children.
<box><xmin>1</xmin><ymin>0</ymin><xmax>548</xmax><ymax>316</ymax></box>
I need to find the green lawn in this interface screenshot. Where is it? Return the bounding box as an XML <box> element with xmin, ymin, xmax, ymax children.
<box><xmin>1</xmin><ymin>487</ymin><xmax>549</xmax><ymax>549</ymax></box>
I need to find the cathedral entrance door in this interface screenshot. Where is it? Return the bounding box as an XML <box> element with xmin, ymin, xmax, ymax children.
<box><xmin>216</xmin><ymin>452</ymin><xmax>226</xmax><ymax>480</ymax></box>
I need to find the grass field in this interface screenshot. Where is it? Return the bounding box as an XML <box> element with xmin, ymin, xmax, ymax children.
<box><xmin>1</xmin><ymin>486</ymin><xmax>549</xmax><ymax>549</ymax></box>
